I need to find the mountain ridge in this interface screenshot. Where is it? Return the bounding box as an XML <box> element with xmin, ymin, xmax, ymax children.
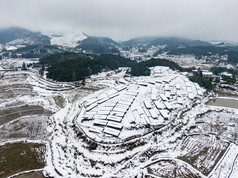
<box><xmin>0</xmin><ymin>27</ymin><xmax>221</xmax><ymax>48</ymax></box>
<box><xmin>0</xmin><ymin>27</ymin><xmax>51</xmax><ymax>45</ymax></box>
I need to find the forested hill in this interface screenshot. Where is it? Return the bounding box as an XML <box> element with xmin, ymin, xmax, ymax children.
<box><xmin>0</xmin><ymin>27</ymin><xmax>50</xmax><ymax>45</ymax></box>
<box><xmin>129</xmin><ymin>58</ymin><xmax>187</xmax><ymax>76</ymax></box>
<box><xmin>129</xmin><ymin>58</ymin><xmax>212</xmax><ymax>91</ymax></box>
<box><xmin>121</xmin><ymin>36</ymin><xmax>212</xmax><ymax>48</ymax></box>
<box><xmin>153</xmin><ymin>45</ymin><xmax>238</xmax><ymax>64</ymax></box>
<box><xmin>39</xmin><ymin>52</ymin><xmax>135</xmax><ymax>82</ymax></box>
<box><xmin>77</xmin><ymin>36</ymin><xmax>120</xmax><ymax>54</ymax></box>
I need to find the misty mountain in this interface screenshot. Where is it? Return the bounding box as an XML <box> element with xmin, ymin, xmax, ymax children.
<box><xmin>0</xmin><ymin>27</ymin><xmax>122</xmax><ymax>56</ymax></box>
<box><xmin>1</xmin><ymin>27</ymin><xmax>238</xmax><ymax>64</ymax></box>
<box><xmin>77</xmin><ymin>36</ymin><xmax>120</xmax><ymax>54</ymax></box>
<box><xmin>0</xmin><ymin>27</ymin><xmax>213</xmax><ymax>53</ymax></box>
<box><xmin>210</xmin><ymin>41</ymin><xmax>238</xmax><ymax>47</ymax></box>
<box><xmin>47</xmin><ymin>32</ymin><xmax>120</xmax><ymax>54</ymax></box>
<box><xmin>0</xmin><ymin>27</ymin><xmax>51</xmax><ymax>45</ymax></box>
<box><xmin>121</xmin><ymin>36</ymin><xmax>213</xmax><ymax>48</ymax></box>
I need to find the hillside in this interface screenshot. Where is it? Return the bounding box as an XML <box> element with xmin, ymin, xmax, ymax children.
<box><xmin>166</xmin><ymin>46</ymin><xmax>238</xmax><ymax>64</ymax></box>
<box><xmin>121</xmin><ymin>36</ymin><xmax>213</xmax><ymax>48</ymax></box>
<box><xmin>0</xmin><ymin>27</ymin><xmax>50</xmax><ymax>45</ymax></box>
<box><xmin>1</xmin><ymin>27</ymin><xmax>238</xmax><ymax>64</ymax></box>
<box><xmin>77</xmin><ymin>36</ymin><xmax>120</xmax><ymax>54</ymax></box>
<box><xmin>40</xmin><ymin>52</ymin><xmax>135</xmax><ymax>82</ymax></box>
<box><xmin>49</xmin><ymin>32</ymin><xmax>87</xmax><ymax>48</ymax></box>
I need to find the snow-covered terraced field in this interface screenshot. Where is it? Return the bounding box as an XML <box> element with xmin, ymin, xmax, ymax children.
<box><xmin>76</xmin><ymin>67</ymin><xmax>205</xmax><ymax>142</ymax></box>
<box><xmin>0</xmin><ymin>70</ymin><xmax>55</xmax><ymax>177</ymax></box>
<box><xmin>142</xmin><ymin>159</ymin><xmax>200</xmax><ymax>177</ymax></box>
<box><xmin>178</xmin><ymin>135</ymin><xmax>229</xmax><ymax>176</ymax></box>
<box><xmin>0</xmin><ymin>58</ymin><xmax>92</xmax><ymax>177</ymax></box>
<box><xmin>1</xmin><ymin>58</ymin><xmax>238</xmax><ymax>177</ymax></box>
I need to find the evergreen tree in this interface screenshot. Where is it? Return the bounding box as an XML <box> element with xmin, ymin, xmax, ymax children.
<box><xmin>39</xmin><ymin>65</ymin><xmax>45</xmax><ymax>76</ymax></box>
<box><xmin>22</xmin><ymin>62</ymin><xmax>27</xmax><ymax>70</ymax></box>
<box><xmin>72</xmin><ymin>70</ymin><xmax>76</xmax><ymax>81</ymax></box>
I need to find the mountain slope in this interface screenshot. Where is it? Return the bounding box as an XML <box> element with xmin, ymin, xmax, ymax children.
<box><xmin>121</xmin><ymin>36</ymin><xmax>213</xmax><ymax>48</ymax></box>
<box><xmin>77</xmin><ymin>36</ymin><xmax>120</xmax><ymax>54</ymax></box>
<box><xmin>0</xmin><ymin>27</ymin><xmax>50</xmax><ymax>45</ymax></box>
<box><xmin>40</xmin><ymin>52</ymin><xmax>135</xmax><ymax>82</ymax></box>
<box><xmin>49</xmin><ymin>32</ymin><xmax>87</xmax><ymax>48</ymax></box>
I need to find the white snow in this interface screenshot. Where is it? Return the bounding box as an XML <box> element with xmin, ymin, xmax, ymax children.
<box><xmin>209</xmin><ymin>143</ymin><xmax>238</xmax><ymax>178</ymax></box>
<box><xmin>6</xmin><ymin>45</ymin><xmax>17</xmax><ymax>51</ymax></box>
<box><xmin>50</xmin><ymin>32</ymin><xmax>87</xmax><ymax>48</ymax></box>
<box><xmin>2</xmin><ymin>58</ymin><xmax>238</xmax><ymax>178</ymax></box>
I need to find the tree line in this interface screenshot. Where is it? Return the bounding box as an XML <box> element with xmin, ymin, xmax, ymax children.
<box><xmin>39</xmin><ymin>52</ymin><xmax>135</xmax><ymax>82</ymax></box>
<box><xmin>129</xmin><ymin>58</ymin><xmax>213</xmax><ymax>90</ymax></box>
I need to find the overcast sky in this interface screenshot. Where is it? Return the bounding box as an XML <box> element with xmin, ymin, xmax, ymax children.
<box><xmin>1</xmin><ymin>0</ymin><xmax>238</xmax><ymax>41</ymax></box>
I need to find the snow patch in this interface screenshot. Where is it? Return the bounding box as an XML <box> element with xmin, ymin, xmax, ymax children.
<box><xmin>8</xmin><ymin>38</ymin><xmax>33</xmax><ymax>45</ymax></box>
<box><xmin>50</xmin><ymin>32</ymin><xmax>87</xmax><ymax>48</ymax></box>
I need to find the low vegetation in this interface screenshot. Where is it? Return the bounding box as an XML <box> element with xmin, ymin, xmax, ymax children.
<box><xmin>0</xmin><ymin>105</ymin><xmax>48</xmax><ymax>126</ymax></box>
<box><xmin>0</xmin><ymin>142</ymin><xmax>45</xmax><ymax>177</ymax></box>
<box><xmin>146</xmin><ymin>160</ymin><xmax>199</xmax><ymax>177</ymax></box>
<box><xmin>178</xmin><ymin>136</ymin><xmax>229</xmax><ymax>176</ymax></box>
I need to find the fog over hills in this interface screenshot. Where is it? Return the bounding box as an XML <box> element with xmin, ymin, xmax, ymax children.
<box><xmin>1</xmin><ymin>1</ymin><xmax>238</xmax><ymax>178</ymax></box>
<box><xmin>0</xmin><ymin>0</ymin><xmax>238</xmax><ymax>42</ymax></box>
<box><xmin>0</xmin><ymin>27</ymin><xmax>216</xmax><ymax>48</ymax></box>
<box><xmin>1</xmin><ymin>27</ymin><xmax>238</xmax><ymax>64</ymax></box>
<box><xmin>0</xmin><ymin>27</ymin><xmax>51</xmax><ymax>45</ymax></box>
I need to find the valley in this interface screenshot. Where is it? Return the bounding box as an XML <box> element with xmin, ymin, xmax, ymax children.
<box><xmin>0</xmin><ymin>27</ymin><xmax>238</xmax><ymax>177</ymax></box>
<box><xmin>0</xmin><ymin>56</ymin><xmax>238</xmax><ymax>177</ymax></box>
<box><xmin>2</xmin><ymin>0</ymin><xmax>238</xmax><ymax>176</ymax></box>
